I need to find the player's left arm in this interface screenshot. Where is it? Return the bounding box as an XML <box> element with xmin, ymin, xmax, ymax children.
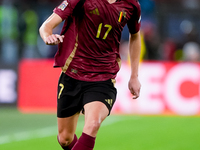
<box><xmin>128</xmin><ymin>31</ymin><xmax>141</xmax><ymax>99</ymax></box>
<box><xmin>127</xmin><ymin>1</ymin><xmax>141</xmax><ymax>99</ymax></box>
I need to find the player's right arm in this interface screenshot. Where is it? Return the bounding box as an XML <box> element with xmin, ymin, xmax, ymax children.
<box><xmin>39</xmin><ymin>0</ymin><xmax>83</xmax><ymax>45</ymax></box>
<box><xmin>39</xmin><ymin>13</ymin><xmax>64</xmax><ymax>45</ymax></box>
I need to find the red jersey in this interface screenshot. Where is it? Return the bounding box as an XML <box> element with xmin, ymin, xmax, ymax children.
<box><xmin>53</xmin><ymin>0</ymin><xmax>141</xmax><ymax>81</ymax></box>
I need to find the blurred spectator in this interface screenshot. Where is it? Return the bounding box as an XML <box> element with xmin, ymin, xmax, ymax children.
<box><xmin>36</xmin><ymin>0</ymin><xmax>61</xmax><ymax>58</ymax></box>
<box><xmin>182</xmin><ymin>42</ymin><xmax>200</xmax><ymax>62</ymax></box>
<box><xmin>138</xmin><ymin>0</ymin><xmax>161</xmax><ymax>60</ymax></box>
<box><xmin>119</xmin><ymin>33</ymin><xmax>146</xmax><ymax>62</ymax></box>
<box><xmin>21</xmin><ymin>6</ymin><xmax>40</xmax><ymax>58</ymax></box>
<box><xmin>139</xmin><ymin>0</ymin><xmax>155</xmax><ymax>22</ymax></box>
<box><xmin>182</xmin><ymin>0</ymin><xmax>200</xmax><ymax>9</ymax></box>
<box><xmin>119</xmin><ymin>41</ymin><xmax>129</xmax><ymax>61</ymax></box>
<box><xmin>180</xmin><ymin>19</ymin><xmax>199</xmax><ymax>44</ymax></box>
<box><xmin>0</xmin><ymin>0</ymin><xmax>19</xmax><ymax>64</ymax></box>
<box><xmin>142</xmin><ymin>21</ymin><xmax>161</xmax><ymax>60</ymax></box>
<box><xmin>36</xmin><ymin>0</ymin><xmax>55</xmax><ymax>27</ymax></box>
<box><xmin>160</xmin><ymin>38</ymin><xmax>177</xmax><ymax>60</ymax></box>
<box><xmin>176</xmin><ymin>19</ymin><xmax>200</xmax><ymax>61</ymax></box>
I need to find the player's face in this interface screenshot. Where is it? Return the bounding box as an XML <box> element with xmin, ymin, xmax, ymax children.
<box><xmin>107</xmin><ymin>0</ymin><xmax>117</xmax><ymax>4</ymax></box>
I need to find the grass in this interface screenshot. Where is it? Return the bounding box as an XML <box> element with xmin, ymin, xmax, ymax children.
<box><xmin>0</xmin><ymin>107</ymin><xmax>200</xmax><ymax>150</ymax></box>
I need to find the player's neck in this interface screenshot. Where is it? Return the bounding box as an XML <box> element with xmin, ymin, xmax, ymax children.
<box><xmin>107</xmin><ymin>0</ymin><xmax>116</xmax><ymax>4</ymax></box>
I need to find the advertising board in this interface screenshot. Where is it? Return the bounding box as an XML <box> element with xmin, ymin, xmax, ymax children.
<box><xmin>18</xmin><ymin>60</ymin><xmax>200</xmax><ymax>115</ymax></box>
<box><xmin>0</xmin><ymin>65</ymin><xmax>17</xmax><ymax>106</ymax></box>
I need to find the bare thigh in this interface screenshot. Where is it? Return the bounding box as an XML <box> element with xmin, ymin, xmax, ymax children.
<box><xmin>83</xmin><ymin>101</ymin><xmax>109</xmax><ymax>137</ymax></box>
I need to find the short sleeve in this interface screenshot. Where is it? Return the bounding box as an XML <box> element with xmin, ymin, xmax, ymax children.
<box><xmin>53</xmin><ymin>0</ymin><xmax>82</xmax><ymax>20</ymax></box>
<box><xmin>127</xmin><ymin>1</ymin><xmax>141</xmax><ymax>34</ymax></box>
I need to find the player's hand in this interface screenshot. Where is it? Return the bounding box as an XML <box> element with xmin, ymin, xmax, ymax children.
<box><xmin>128</xmin><ymin>76</ymin><xmax>141</xmax><ymax>99</ymax></box>
<box><xmin>44</xmin><ymin>34</ymin><xmax>64</xmax><ymax>45</ymax></box>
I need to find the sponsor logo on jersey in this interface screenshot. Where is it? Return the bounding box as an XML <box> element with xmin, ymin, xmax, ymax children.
<box><xmin>118</xmin><ymin>11</ymin><xmax>126</xmax><ymax>23</ymax></box>
<box><xmin>89</xmin><ymin>8</ymin><xmax>100</xmax><ymax>15</ymax></box>
<box><xmin>58</xmin><ymin>0</ymin><xmax>68</xmax><ymax>11</ymax></box>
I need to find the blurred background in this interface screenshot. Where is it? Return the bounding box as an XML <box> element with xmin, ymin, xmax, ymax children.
<box><xmin>1</xmin><ymin>0</ymin><xmax>200</xmax><ymax>150</ymax></box>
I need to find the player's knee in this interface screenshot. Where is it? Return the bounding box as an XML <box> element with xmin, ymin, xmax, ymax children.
<box><xmin>57</xmin><ymin>134</ymin><xmax>73</xmax><ymax>147</ymax></box>
<box><xmin>84</xmin><ymin>120</ymin><xmax>101</xmax><ymax>134</ymax></box>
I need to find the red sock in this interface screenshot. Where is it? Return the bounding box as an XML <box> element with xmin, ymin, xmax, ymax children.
<box><xmin>58</xmin><ymin>134</ymin><xmax>78</xmax><ymax>150</ymax></box>
<box><xmin>68</xmin><ymin>134</ymin><xmax>78</xmax><ymax>149</ymax></box>
<box><xmin>72</xmin><ymin>133</ymin><xmax>96</xmax><ymax>150</ymax></box>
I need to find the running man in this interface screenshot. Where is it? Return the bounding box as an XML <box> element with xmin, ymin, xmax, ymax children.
<box><xmin>39</xmin><ymin>0</ymin><xmax>141</xmax><ymax>149</ymax></box>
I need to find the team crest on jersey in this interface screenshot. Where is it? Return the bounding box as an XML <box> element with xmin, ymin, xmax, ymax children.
<box><xmin>58</xmin><ymin>0</ymin><xmax>68</xmax><ymax>11</ymax></box>
<box><xmin>118</xmin><ymin>11</ymin><xmax>126</xmax><ymax>23</ymax></box>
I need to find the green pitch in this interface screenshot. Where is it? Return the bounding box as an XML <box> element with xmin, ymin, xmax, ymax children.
<box><xmin>0</xmin><ymin>107</ymin><xmax>200</xmax><ymax>150</ymax></box>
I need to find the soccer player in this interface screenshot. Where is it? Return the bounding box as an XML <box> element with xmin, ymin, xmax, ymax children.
<box><xmin>39</xmin><ymin>0</ymin><xmax>141</xmax><ymax>149</ymax></box>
